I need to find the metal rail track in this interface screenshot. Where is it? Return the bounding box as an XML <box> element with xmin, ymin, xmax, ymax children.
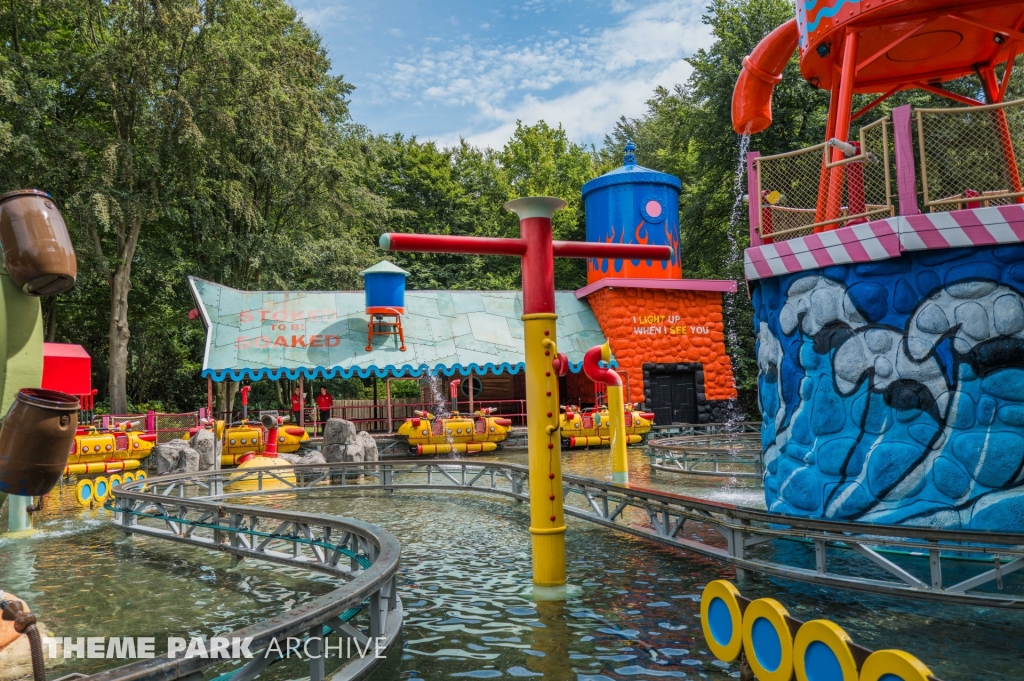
<box><xmin>647</xmin><ymin>434</ymin><xmax>764</xmax><ymax>478</ymax></box>
<box><xmin>95</xmin><ymin>476</ymin><xmax>403</xmax><ymax>681</ymax></box>
<box><xmin>112</xmin><ymin>461</ymin><xmax>1024</xmax><ymax>611</ymax></box>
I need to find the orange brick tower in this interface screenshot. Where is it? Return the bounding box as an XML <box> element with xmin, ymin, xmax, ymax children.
<box><xmin>578</xmin><ymin>144</ymin><xmax>738</xmax><ymax>424</ymax></box>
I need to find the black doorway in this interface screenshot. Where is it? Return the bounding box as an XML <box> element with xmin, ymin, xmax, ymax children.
<box><xmin>649</xmin><ymin>369</ymin><xmax>697</xmax><ymax>424</ymax></box>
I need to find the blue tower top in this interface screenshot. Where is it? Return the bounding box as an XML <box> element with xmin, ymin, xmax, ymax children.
<box><xmin>360</xmin><ymin>260</ymin><xmax>409</xmax><ymax>313</ymax></box>
<box><xmin>581</xmin><ymin>142</ymin><xmax>683</xmax><ymax>282</ymax></box>
<box><xmin>581</xmin><ymin>141</ymin><xmax>682</xmax><ymax>199</ymax></box>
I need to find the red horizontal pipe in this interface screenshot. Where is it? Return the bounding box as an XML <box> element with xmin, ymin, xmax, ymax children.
<box><xmin>552</xmin><ymin>241</ymin><xmax>672</xmax><ymax>261</ymax></box>
<box><xmin>381</xmin><ymin>233</ymin><xmax>527</xmax><ymax>256</ymax></box>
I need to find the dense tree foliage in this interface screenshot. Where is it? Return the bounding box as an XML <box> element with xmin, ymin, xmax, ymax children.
<box><xmin>1</xmin><ymin>0</ymin><xmax>1010</xmax><ymax>416</ymax></box>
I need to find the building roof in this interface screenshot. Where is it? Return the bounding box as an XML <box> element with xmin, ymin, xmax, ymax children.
<box><xmin>575</xmin><ymin>277</ymin><xmax>738</xmax><ymax>298</ymax></box>
<box><xmin>189</xmin><ymin>277</ymin><xmax>608</xmax><ymax>382</ymax></box>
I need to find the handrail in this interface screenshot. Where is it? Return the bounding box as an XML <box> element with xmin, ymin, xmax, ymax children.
<box><xmin>754</xmin><ymin>115</ymin><xmax>893</xmax><ymax>241</ymax></box>
<box><xmin>111</xmin><ymin>461</ymin><xmax>1024</xmax><ymax>610</ymax></box>
<box><xmin>94</xmin><ymin>475</ymin><xmax>403</xmax><ymax>681</ymax></box>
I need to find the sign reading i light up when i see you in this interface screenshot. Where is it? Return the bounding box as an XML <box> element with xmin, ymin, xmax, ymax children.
<box><xmin>632</xmin><ymin>314</ymin><xmax>711</xmax><ymax>336</ymax></box>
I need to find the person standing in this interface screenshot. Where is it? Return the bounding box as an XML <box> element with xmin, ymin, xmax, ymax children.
<box><xmin>315</xmin><ymin>386</ymin><xmax>334</xmax><ymax>435</ymax></box>
<box><xmin>291</xmin><ymin>387</ymin><xmax>302</xmax><ymax>425</ymax></box>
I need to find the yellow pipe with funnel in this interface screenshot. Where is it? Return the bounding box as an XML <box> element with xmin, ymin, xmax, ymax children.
<box><xmin>582</xmin><ymin>341</ymin><xmax>629</xmax><ymax>484</ymax></box>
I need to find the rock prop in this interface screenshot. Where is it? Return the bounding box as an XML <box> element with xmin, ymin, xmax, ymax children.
<box><xmin>152</xmin><ymin>439</ymin><xmax>201</xmax><ymax>475</ymax></box>
<box><xmin>192</xmin><ymin>429</ymin><xmax>218</xmax><ymax>471</ymax></box>
<box><xmin>356</xmin><ymin>430</ymin><xmax>379</xmax><ymax>463</ymax></box>
<box><xmin>321</xmin><ymin>419</ymin><xmax>377</xmax><ymax>477</ymax></box>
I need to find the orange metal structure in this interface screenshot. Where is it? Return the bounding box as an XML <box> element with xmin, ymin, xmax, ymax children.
<box><xmin>733</xmin><ymin>1</ymin><xmax>1024</xmax><ymax>224</ymax></box>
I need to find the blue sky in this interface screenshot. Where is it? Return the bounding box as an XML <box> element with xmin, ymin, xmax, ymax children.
<box><xmin>290</xmin><ymin>0</ymin><xmax>714</xmax><ymax>149</ymax></box>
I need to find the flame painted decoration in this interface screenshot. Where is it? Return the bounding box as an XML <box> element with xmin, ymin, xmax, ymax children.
<box><xmin>587</xmin><ymin>201</ymin><xmax>682</xmax><ymax>280</ymax></box>
<box><xmin>582</xmin><ymin>142</ymin><xmax>684</xmax><ymax>284</ymax></box>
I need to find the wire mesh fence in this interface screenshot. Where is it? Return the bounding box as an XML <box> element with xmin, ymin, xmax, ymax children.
<box><xmin>755</xmin><ymin>116</ymin><xmax>893</xmax><ymax>241</ymax></box>
<box><xmin>917</xmin><ymin>98</ymin><xmax>1024</xmax><ymax>211</ymax></box>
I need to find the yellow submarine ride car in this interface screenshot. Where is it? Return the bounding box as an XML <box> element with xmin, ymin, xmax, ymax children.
<box><xmin>559</xmin><ymin>404</ymin><xmax>655</xmax><ymax>448</ymax></box>
<box><xmin>396</xmin><ymin>408</ymin><xmax>513</xmax><ymax>455</ymax></box>
<box><xmin>69</xmin><ymin>421</ymin><xmax>154</xmax><ymax>505</ymax></box>
<box><xmin>224</xmin><ymin>414</ymin><xmax>299</xmax><ymax>492</ymax></box>
<box><xmin>185</xmin><ymin>417</ymin><xmax>310</xmax><ymax>466</ymax></box>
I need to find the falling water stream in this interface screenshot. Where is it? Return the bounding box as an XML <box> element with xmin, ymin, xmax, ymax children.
<box><xmin>718</xmin><ymin>133</ymin><xmax>752</xmax><ymax>427</ymax></box>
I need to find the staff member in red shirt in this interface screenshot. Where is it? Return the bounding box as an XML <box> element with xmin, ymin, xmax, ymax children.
<box><xmin>291</xmin><ymin>387</ymin><xmax>302</xmax><ymax>425</ymax></box>
<box><xmin>315</xmin><ymin>386</ymin><xmax>333</xmax><ymax>435</ymax></box>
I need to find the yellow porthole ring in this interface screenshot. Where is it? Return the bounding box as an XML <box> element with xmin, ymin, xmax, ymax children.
<box><xmin>92</xmin><ymin>476</ymin><xmax>110</xmax><ymax>503</ymax></box>
<box><xmin>794</xmin><ymin>620</ymin><xmax>859</xmax><ymax>681</ymax></box>
<box><xmin>122</xmin><ymin>472</ymin><xmax>135</xmax><ymax>484</ymax></box>
<box><xmin>700</xmin><ymin>580</ymin><xmax>744</xmax><ymax>662</ymax></box>
<box><xmin>859</xmin><ymin>650</ymin><xmax>934</xmax><ymax>681</ymax></box>
<box><xmin>108</xmin><ymin>473</ymin><xmax>123</xmax><ymax>489</ymax></box>
<box><xmin>74</xmin><ymin>479</ymin><xmax>94</xmax><ymax>506</ymax></box>
<box><xmin>135</xmin><ymin>470</ymin><xmax>147</xmax><ymax>481</ymax></box>
<box><xmin>741</xmin><ymin>598</ymin><xmax>795</xmax><ymax>681</ymax></box>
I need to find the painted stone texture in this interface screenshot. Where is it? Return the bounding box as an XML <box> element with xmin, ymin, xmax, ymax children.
<box><xmin>587</xmin><ymin>287</ymin><xmax>737</xmax><ymax>404</ymax></box>
<box><xmin>753</xmin><ymin>243</ymin><xmax>1024</xmax><ymax>530</ymax></box>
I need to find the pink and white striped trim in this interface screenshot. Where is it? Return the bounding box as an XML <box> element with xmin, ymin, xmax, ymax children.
<box><xmin>744</xmin><ymin>219</ymin><xmax>901</xmax><ymax>280</ymax></box>
<box><xmin>744</xmin><ymin>206</ymin><xmax>1024</xmax><ymax>281</ymax></box>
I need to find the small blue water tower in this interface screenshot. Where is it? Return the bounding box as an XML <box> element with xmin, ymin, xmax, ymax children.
<box><xmin>360</xmin><ymin>260</ymin><xmax>409</xmax><ymax>313</ymax></box>
<box><xmin>581</xmin><ymin>142</ymin><xmax>682</xmax><ymax>283</ymax></box>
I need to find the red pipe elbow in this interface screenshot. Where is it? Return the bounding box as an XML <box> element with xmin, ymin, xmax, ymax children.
<box><xmin>732</xmin><ymin>19</ymin><xmax>799</xmax><ymax>135</ymax></box>
<box><xmin>582</xmin><ymin>345</ymin><xmax>622</xmax><ymax>387</ymax></box>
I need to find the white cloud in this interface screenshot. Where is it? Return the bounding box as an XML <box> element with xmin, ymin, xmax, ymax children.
<box><xmin>291</xmin><ymin>1</ymin><xmax>349</xmax><ymax>30</ymax></box>
<box><xmin>367</xmin><ymin>0</ymin><xmax>713</xmax><ymax>147</ymax></box>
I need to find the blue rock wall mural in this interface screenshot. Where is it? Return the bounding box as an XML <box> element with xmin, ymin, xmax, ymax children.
<box><xmin>752</xmin><ymin>244</ymin><xmax>1024</xmax><ymax>530</ymax></box>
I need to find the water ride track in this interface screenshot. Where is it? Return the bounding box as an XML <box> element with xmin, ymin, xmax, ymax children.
<box><xmin>647</xmin><ymin>435</ymin><xmax>765</xmax><ymax>478</ymax></box>
<box><xmin>107</xmin><ymin>461</ymin><xmax>1024</xmax><ymax>616</ymax></box>
<box><xmin>90</xmin><ymin>484</ymin><xmax>402</xmax><ymax>681</ymax></box>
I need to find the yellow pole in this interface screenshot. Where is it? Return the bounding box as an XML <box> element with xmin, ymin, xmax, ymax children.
<box><xmin>523</xmin><ymin>312</ymin><xmax>566</xmax><ymax>588</ymax></box>
<box><xmin>601</xmin><ymin>342</ymin><xmax>629</xmax><ymax>484</ymax></box>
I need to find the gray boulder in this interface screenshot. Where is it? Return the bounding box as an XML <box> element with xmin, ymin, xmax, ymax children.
<box><xmin>323</xmin><ymin>419</ymin><xmax>357</xmax><ymax>446</ymax></box>
<box><xmin>152</xmin><ymin>438</ymin><xmax>192</xmax><ymax>475</ymax></box>
<box><xmin>192</xmin><ymin>430</ymin><xmax>218</xmax><ymax>471</ymax></box>
<box><xmin>356</xmin><ymin>431</ymin><xmax>378</xmax><ymax>463</ymax></box>
<box><xmin>296</xmin><ymin>450</ymin><xmax>327</xmax><ymax>465</ymax></box>
<box><xmin>178</xmin><ymin>447</ymin><xmax>200</xmax><ymax>473</ymax></box>
<box><xmin>343</xmin><ymin>444</ymin><xmax>364</xmax><ymax>463</ymax></box>
<box><xmin>323</xmin><ymin>443</ymin><xmax>347</xmax><ymax>463</ymax></box>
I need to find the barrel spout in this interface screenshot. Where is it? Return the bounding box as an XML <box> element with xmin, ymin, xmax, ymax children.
<box><xmin>731</xmin><ymin>19</ymin><xmax>799</xmax><ymax>135</ymax></box>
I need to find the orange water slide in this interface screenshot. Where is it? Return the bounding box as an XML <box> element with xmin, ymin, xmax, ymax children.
<box><xmin>731</xmin><ymin>19</ymin><xmax>799</xmax><ymax>135</ymax></box>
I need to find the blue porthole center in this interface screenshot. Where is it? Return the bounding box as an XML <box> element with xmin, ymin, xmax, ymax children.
<box><xmin>707</xmin><ymin>597</ymin><xmax>733</xmax><ymax>645</ymax></box>
<box><xmin>752</xmin><ymin>616</ymin><xmax>782</xmax><ymax>672</ymax></box>
<box><xmin>805</xmin><ymin>640</ymin><xmax>842</xmax><ymax>681</ymax></box>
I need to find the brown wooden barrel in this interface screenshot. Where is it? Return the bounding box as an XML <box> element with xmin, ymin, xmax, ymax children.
<box><xmin>0</xmin><ymin>189</ymin><xmax>77</xmax><ymax>296</ymax></box>
<box><xmin>0</xmin><ymin>388</ymin><xmax>79</xmax><ymax>496</ymax></box>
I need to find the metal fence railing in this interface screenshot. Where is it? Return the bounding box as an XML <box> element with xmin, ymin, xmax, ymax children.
<box><xmin>212</xmin><ymin>399</ymin><xmax>529</xmax><ymax>434</ymax></box>
<box><xmin>755</xmin><ymin>116</ymin><xmax>893</xmax><ymax>241</ymax></box>
<box><xmin>99</xmin><ymin>412</ymin><xmax>200</xmax><ymax>443</ymax></box>
<box><xmin>917</xmin><ymin>97</ymin><xmax>1024</xmax><ymax>211</ymax></box>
